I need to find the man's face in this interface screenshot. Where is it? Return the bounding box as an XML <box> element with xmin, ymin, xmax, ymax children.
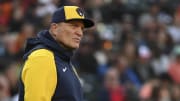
<box><xmin>51</xmin><ymin>20</ymin><xmax>84</xmax><ymax>49</ymax></box>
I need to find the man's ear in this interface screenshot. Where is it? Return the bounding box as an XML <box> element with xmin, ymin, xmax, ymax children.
<box><xmin>50</xmin><ymin>23</ymin><xmax>58</xmax><ymax>39</ymax></box>
<box><xmin>50</xmin><ymin>23</ymin><xmax>58</xmax><ymax>30</ymax></box>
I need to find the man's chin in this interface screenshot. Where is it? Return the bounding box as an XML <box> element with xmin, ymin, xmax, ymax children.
<box><xmin>72</xmin><ymin>45</ymin><xmax>79</xmax><ymax>49</ymax></box>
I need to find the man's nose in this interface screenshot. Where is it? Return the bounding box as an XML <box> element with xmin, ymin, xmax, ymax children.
<box><xmin>76</xmin><ymin>27</ymin><xmax>83</xmax><ymax>37</ymax></box>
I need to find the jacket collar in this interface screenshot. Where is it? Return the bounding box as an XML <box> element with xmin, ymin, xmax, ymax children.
<box><xmin>24</xmin><ymin>30</ymin><xmax>73</xmax><ymax>61</ymax></box>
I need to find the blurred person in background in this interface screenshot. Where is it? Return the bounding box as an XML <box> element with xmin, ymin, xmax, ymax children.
<box><xmin>117</xmin><ymin>14</ymin><xmax>135</xmax><ymax>46</ymax></box>
<box><xmin>120</xmin><ymin>41</ymin><xmax>137</xmax><ymax>67</ymax></box>
<box><xmin>16</xmin><ymin>22</ymin><xmax>36</xmax><ymax>52</ymax></box>
<box><xmin>151</xmin><ymin>29</ymin><xmax>173</xmax><ymax>77</ymax></box>
<box><xmin>168</xmin><ymin>7</ymin><xmax>180</xmax><ymax>43</ymax></box>
<box><xmin>18</xmin><ymin>6</ymin><xmax>94</xmax><ymax>101</ymax></box>
<box><xmin>140</xmin><ymin>75</ymin><xmax>173</xmax><ymax>101</ymax></box>
<box><xmin>134</xmin><ymin>45</ymin><xmax>155</xmax><ymax>83</ymax></box>
<box><xmin>168</xmin><ymin>45</ymin><xmax>180</xmax><ymax>84</ymax></box>
<box><xmin>4</xmin><ymin>61</ymin><xmax>20</xmax><ymax>101</ymax></box>
<box><xmin>156</xmin><ymin>86</ymin><xmax>172</xmax><ymax>101</ymax></box>
<box><xmin>0</xmin><ymin>74</ymin><xmax>10</xmax><ymax>101</ymax></box>
<box><xmin>100</xmin><ymin>0</ymin><xmax>126</xmax><ymax>23</ymax></box>
<box><xmin>98</xmin><ymin>67</ymin><xmax>126</xmax><ymax>101</ymax></box>
<box><xmin>115</xmin><ymin>55</ymin><xmax>140</xmax><ymax>101</ymax></box>
<box><xmin>139</xmin><ymin>79</ymin><xmax>160</xmax><ymax>101</ymax></box>
<box><xmin>0</xmin><ymin>0</ymin><xmax>12</xmax><ymax>33</ymax></box>
<box><xmin>171</xmin><ymin>84</ymin><xmax>180</xmax><ymax>101</ymax></box>
<box><xmin>0</xmin><ymin>34</ymin><xmax>22</xmax><ymax>62</ymax></box>
<box><xmin>155</xmin><ymin>28</ymin><xmax>174</xmax><ymax>55</ymax></box>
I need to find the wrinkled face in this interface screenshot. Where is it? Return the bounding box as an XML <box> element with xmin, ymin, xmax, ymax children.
<box><xmin>50</xmin><ymin>20</ymin><xmax>84</xmax><ymax>49</ymax></box>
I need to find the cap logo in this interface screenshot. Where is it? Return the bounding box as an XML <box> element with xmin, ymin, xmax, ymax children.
<box><xmin>76</xmin><ymin>8</ymin><xmax>84</xmax><ymax>17</ymax></box>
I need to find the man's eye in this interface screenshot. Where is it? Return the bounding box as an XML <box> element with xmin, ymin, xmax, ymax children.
<box><xmin>69</xmin><ymin>24</ymin><xmax>84</xmax><ymax>30</ymax></box>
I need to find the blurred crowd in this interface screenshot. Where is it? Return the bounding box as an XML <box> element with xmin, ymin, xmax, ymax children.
<box><xmin>0</xmin><ymin>0</ymin><xmax>180</xmax><ymax>101</ymax></box>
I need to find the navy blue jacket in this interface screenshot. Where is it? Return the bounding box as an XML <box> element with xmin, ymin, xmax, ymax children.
<box><xmin>19</xmin><ymin>30</ymin><xmax>83</xmax><ymax>101</ymax></box>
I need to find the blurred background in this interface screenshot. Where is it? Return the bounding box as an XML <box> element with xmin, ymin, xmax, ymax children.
<box><xmin>0</xmin><ymin>0</ymin><xmax>180</xmax><ymax>101</ymax></box>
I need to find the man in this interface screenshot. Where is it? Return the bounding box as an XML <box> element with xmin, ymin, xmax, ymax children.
<box><xmin>18</xmin><ymin>6</ymin><xmax>94</xmax><ymax>101</ymax></box>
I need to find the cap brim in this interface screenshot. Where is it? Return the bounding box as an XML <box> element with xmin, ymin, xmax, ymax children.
<box><xmin>66</xmin><ymin>18</ymin><xmax>94</xmax><ymax>28</ymax></box>
<box><xmin>82</xmin><ymin>19</ymin><xmax>95</xmax><ymax>28</ymax></box>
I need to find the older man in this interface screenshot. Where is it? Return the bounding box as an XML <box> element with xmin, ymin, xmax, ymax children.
<box><xmin>18</xmin><ymin>6</ymin><xmax>94</xmax><ymax>101</ymax></box>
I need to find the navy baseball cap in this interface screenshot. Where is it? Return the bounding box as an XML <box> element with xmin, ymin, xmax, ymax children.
<box><xmin>51</xmin><ymin>6</ymin><xmax>94</xmax><ymax>28</ymax></box>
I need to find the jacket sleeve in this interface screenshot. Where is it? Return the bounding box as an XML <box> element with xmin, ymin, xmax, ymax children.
<box><xmin>21</xmin><ymin>49</ymin><xmax>57</xmax><ymax>101</ymax></box>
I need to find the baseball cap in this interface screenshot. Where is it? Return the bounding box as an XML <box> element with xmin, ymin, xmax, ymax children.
<box><xmin>51</xmin><ymin>6</ymin><xmax>94</xmax><ymax>28</ymax></box>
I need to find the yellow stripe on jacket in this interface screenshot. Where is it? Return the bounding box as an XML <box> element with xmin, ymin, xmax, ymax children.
<box><xmin>21</xmin><ymin>49</ymin><xmax>57</xmax><ymax>101</ymax></box>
